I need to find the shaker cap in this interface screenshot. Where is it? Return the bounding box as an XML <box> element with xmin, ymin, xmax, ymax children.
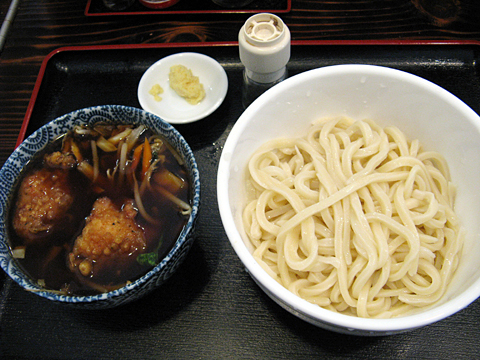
<box><xmin>239</xmin><ymin>13</ymin><xmax>291</xmax><ymax>83</ymax></box>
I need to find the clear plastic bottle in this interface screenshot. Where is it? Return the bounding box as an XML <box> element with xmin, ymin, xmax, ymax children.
<box><xmin>238</xmin><ymin>13</ymin><xmax>291</xmax><ymax>108</ymax></box>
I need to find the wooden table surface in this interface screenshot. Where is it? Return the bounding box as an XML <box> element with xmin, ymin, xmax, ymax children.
<box><xmin>1</xmin><ymin>1</ymin><xmax>480</xmax><ymax>359</ymax></box>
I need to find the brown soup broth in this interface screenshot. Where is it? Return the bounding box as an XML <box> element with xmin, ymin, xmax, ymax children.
<box><xmin>8</xmin><ymin>125</ymin><xmax>191</xmax><ymax>295</ymax></box>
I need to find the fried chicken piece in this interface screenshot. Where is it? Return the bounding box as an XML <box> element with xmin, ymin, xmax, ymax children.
<box><xmin>13</xmin><ymin>168</ymin><xmax>75</xmax><ymax>243</ymax></box>
<box><xmin>44</xmin><ymin>151</ymin><xmax>77</xmax><ymax>169</ymax></box>
<box><xmin>68</xmin><ymin>197</ymin><xmax>146</xmax><ymax>284</ymax></box>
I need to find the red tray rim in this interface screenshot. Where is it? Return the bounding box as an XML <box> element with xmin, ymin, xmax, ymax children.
<box><xmin>85</xmin><ymin>0</ymin><xmax>292</xmax><ymax>16</ymax></box>
<box><xmin>18</xmin><ymin>39</ymin><xmax>480</xmax><ymax>147</ymax></box>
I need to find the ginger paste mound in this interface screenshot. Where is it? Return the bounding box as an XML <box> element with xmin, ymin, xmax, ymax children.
<box><xmin>169</xmin><ymin>64</ymin><xmax>205</xmax><ymax>105</ymax></box>
<box><xmin>149</xmin><ymin>84</ymin><xmax>164</xmax><ymax>102</ymax></box>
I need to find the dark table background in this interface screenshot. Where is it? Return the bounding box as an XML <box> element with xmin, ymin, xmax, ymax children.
<box><xmin>1</xmin><ymin>1</ymin><xmax>480</xmax><ymax>359</ymax></box>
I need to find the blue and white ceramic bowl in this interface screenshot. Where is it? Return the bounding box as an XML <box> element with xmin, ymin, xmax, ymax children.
<box><xmin>0</xmin><ymin>105</ymin><xmax>200</xmax><ymax>309</ymax></box>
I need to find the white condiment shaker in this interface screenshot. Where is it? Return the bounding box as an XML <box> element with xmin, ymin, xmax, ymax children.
<box><xmin>239</xmin><ymin>13</ymin><xmax>291</xmax><ymax>108</ymax></box>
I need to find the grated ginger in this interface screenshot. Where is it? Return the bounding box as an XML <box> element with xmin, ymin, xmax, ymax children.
<box><xmin>169</xmin><ymin>65</ymin><xmax>205</xmax><ymax>105</ymax></box>
<box><xmin>149</xmin><ymin>84</ymin><xmax>164</xmax><ymax>102</ymax></box>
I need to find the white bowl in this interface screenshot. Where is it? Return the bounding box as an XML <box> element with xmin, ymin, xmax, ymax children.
<box><xmin>217</xmin><ymin>64</ymin><xmax>480</xmax><ymax>335</ymax></box>
<box><xmin>138</xmin><ymin>52</ymin><xmax>228</xmax><ymax>124</ymax></box>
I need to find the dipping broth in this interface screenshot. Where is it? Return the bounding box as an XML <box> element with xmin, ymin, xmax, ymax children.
<box><xmin>9</xmin><ymin>123</ymin><xmax>191</xmax><ymax>295</ymax></box>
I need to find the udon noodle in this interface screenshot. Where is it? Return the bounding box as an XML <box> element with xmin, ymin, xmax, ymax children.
<box><xmin>243</xmin><ymin>116</ymin><xmax>463</xmax><ymax>318</ymax></box>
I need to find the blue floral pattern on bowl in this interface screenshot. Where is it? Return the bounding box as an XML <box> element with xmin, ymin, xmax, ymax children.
<box><xmin>0</xmin><ymin>105</ymin><xmax>200</xmax><ymax>309</ymax></box>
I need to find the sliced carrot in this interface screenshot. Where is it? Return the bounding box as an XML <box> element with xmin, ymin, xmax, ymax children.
<box><xmin>142</xmin><ymin>138</ymin><xmax>152</xmax><ymax>179</ymax></box>
<box><xmin>131</xmin><ymin>143</ymin><xmax>144</xmax><ymax>173</ymax></box>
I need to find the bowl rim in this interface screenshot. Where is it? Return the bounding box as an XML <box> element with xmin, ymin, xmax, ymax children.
<box><xmin>217</xmin><ymin>64</ymin><xmax>480</xmax><ymax>333</ymax></box>
<box><xmin>0</xmin><ymin>104</ymin><xmax>201</xmax><ymax>304</ymax></box>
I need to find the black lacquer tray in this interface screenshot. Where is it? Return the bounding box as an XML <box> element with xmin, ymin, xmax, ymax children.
<box><xmin>3</xmin><ymin>41</ymin><xmax>480</xmax><ymax>359</ymax></box>
<box><xmin>85</xmin><ymin>0</ymin><xmax>291</xmax><ymax>16</ymax></box>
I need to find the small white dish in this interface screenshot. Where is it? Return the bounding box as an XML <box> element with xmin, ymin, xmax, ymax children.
<box><xmin>138</xmin><ymin>52</ymin><xmax>228</xmax><ymax>124</ymax></box>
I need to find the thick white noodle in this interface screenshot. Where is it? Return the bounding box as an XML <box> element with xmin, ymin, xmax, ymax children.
<box><xmin>243</xmin><ymin>116</ymin><xmax>463</xmax><ymax>318</ymax></box>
